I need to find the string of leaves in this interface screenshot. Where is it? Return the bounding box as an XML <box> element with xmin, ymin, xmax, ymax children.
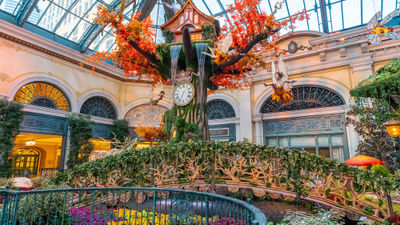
<box><xmin>0</xmin><ymin>98</ymin><xmax>24</xmax><ymax>178</ymax></box>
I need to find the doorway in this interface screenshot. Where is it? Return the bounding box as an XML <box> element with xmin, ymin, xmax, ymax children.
<box><xmin>13</xmin><ymin>132</ymin><xmax>63</xmax><ymax>177</ymax></box>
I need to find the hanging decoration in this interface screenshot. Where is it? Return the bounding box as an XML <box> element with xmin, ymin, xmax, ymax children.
<box><xmin>338</xmin><ymin>8</ymin><xmax>400</xmax><ymax>45</ymax></box>
<box><xmin>264</xmin><ymin>56</ymin><xmax>296</xmax><ymax>104</ymax></box>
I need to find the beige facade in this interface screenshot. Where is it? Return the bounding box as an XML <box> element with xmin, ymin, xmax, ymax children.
<box><xmin>1</xmin><ymin>19</ymin><xmax>400</xmax><ymax>166</ymax></box>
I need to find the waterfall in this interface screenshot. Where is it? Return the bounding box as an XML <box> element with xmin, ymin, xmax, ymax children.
<box><xmin>170</xmin><ymin>45</ymin><xmax>182</xmax><ymax>85</ymax></box>
<box><xmin>195</xmin><ymin>43</ymin><xmax>208</xmax><ymax>137</ymax></box>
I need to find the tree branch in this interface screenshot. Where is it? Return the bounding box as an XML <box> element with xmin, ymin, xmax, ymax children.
<box><xmin>218</xmin><ymin>29</ymin><xmax>279</xmax><ymax>69</ymax></box>
<box><xmin>127</xmin><ymin>41</ymin><xmax>161</xmax><ymax>67</ymax></box>
<box><xmin>215</xmin><ymin>68</ymin><xmax>252</xmax><ymax>75</ymax></box>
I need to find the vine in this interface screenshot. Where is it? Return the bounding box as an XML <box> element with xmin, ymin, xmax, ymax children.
<box><xmin>0</xmin><ymin>98</ymin><xmax>24</xmax><ymax>178</ymax></box>
<box><xmin>66</xmin><ymin>114</ymin><xmax>94</xmax><ymax>169</ymax></box>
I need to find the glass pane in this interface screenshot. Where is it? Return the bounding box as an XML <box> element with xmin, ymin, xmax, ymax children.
<box><xmin>332</xmin><ymin>147</ymin><xmax>344</xmax><ymax>162</ymax></box>
<box><xmin>27</xmin><ymin>0</ymin><xmax>51</xmax><ymax>24</ymax></box>
<box><xmin>319</xmin><ymin>147</ymin><xmax>330</xmax><ymax>158</ymax></box>
<box><xmin>55</xmin><ymin>14</ymin><xmax>81</xmax><ymax>37</ymax></box>
<box><xmin>267</xmin><ymin>138</ymin><xmax>278</xmax><ymax>147</ymax></box>
<box><xmin>331</xmin><ymin>134</ymin><xmax>343</xmax><ymax>146</ymax></box>
<box><xmin>318</xmin><ymin>135</ymin><xmax>329</xmax><ymax>146</ymax></box>
<box><xmin>96</xmin><ymin>34</ymin><xmax>115</xmax><ymax>52</ymax></box>
<box><xmin>305</xmin><ymin>148</ymin><xmax>316</xmax><ymax>155</ymax></box>
<box><xmin>73</xmin><ymin>20</ymin><xmax>91</xmax><ymax>42</ymax></box>
<box><xmin>342</xmin><ymin>0</ymin><xmax>361</xmax><ymax>29</ymax></box>
<box><xmin>37</xmin><ymin>5</ymin><xmax>66</xmax><ymax>31</ymax></box>
<box><xmin>279</xmin><ymin>137</ymin><xmax>289</xmax><ymax>147</ymax></box>
<box><xmin>290</xmin><ymin>136</ymin><xmax>315</xmax><ymax>147</ymax></box>
<box><xmin>0</xmin><ymin>0</ymin><xmax>22</xmax><ymax>15</ymax></box>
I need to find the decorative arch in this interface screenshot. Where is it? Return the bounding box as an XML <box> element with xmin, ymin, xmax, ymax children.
<box><xmin>207</xmin><ymin>93</ymin><xmax>239</xmax><ymax>117</ymax></box>
<box><xmin>260</xmin><ymin>85</ymin><xmax>345</xmax><ymax>113</ymax></box>
<box><xmin>8</xmin><ymin>74</ymin><xmax>78</xmax><ymax>112</ymax></box>
<box><xmin>123</xmin><ymin>99</ymin><xmax>172</xmax><ymax>126</ymax></box>
<box><xmin>255</xmin><ymin>78</ymin><xmax>350</xmax><ymax>114</ymax></box>
<box><xmin>207</xmin><ymin>100</ymin><xmax>236</xmax><ymax>120</ymax></box>
<box><xmin>13</xmin><ymin>81</ymin><xmax>71</xmax><ymax>111</ymax></box>
<box><xmin>80</xmin><ymin>96</ymin><xmax>117</xmax><ymax>119</ymax></box>
<box><xmin>78</xmin><ymin>90</ymin><xmax>121</xmax><ymax>119</ymax></box>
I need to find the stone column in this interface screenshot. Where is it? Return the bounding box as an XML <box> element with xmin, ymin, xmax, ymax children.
<box><xmin>239</xmin><ymin>88</ymin><xmax>253</xmax><ymax>141</ymax></box>
<box><xmin>347</xmin><ymin>57</ymin><xmax>373</xmax><ymax>157</ymax></box>
<box><xmin>254</xmin><ymin>118</ymin><xmax>263</xmax><ymax>145</ymax></box>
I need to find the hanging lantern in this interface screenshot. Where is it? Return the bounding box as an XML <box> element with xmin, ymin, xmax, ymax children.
<box><xmin>384</xmin><ymin>120</ymin><xmax>400</xmax><ymax>138</ymax></box>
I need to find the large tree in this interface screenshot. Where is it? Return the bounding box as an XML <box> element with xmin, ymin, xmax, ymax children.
<box><xmin>346</xmin><ymin>103</ymin><xmax>398</xmax><ymax>172</ymax></box>
<box><xmin>88</xmin><ymin>0</ymin><xmax>307</xmax><ymax>139</ymax></box>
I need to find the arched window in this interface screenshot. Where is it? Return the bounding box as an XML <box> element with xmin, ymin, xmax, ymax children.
<box><xmin>80</xmin><ymin>96</ymin><xmax>117</xmax><ymax>119</ymax></box>
<box><xmin>14</xmin><ymin>82</ymin><xmax>71</xmax><ymax>111</ymax></box>
<box><xmin>207</xmin><ymin>100</ymin><xmax>236</xmax><ymax>120</ymax></box>
<box><xmin>260</xmin><ymin>85</ymin><xmax>345</xmax><ymax>113</ymax></box>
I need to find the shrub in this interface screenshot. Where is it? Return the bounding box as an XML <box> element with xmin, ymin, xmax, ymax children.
<box><xmin>16</xmin><ymin>184</ymin><xmax>70</xmax><ymax>224</ymax></box>
<box><xmin>31</xmin><ymin>177</ymin><xmax>51</xmax><ymax>189</ymax></box>
<box><xmin>66</xmin><ymin>114</ymin><xmax>94</xmax><ymax>169</ymax></box>
<box><xmin>0</xmin><ymin>98</ymin><xmax>24</xmax><ymax>177</ymax></box>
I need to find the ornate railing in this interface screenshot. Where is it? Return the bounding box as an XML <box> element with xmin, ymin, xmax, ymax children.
<box><xmin>0</xmin><ymin>187</ymin><xmax>267</xmax><ymax>225</ymax></box>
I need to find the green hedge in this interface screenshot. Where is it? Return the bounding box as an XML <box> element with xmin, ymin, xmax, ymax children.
<box><xmin>351</xmin><ymin>58</ymin><xmax>400</xmax><ymax>99</ymax></box>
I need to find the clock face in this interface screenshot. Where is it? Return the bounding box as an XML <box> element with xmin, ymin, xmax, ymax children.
<box><xmin>173</xmin><ymin>82</ymin><xmax>195</xmax><ymax>106</ymax></box>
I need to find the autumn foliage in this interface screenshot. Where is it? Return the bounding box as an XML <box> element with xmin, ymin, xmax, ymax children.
<box><xmin>135</xmin><ymin>125</ymin><xmax>166</xmax><ymax>142</ymax></box>
<box><xmin>88</xmin><ymin>0</ymin><xmax>308</xmax><ymax>89</ymax></box>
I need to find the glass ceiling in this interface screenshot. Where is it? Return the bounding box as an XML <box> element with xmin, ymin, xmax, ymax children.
<box><xmin>0</xmin><ymin>0</ymin><xmax>399</xmax><ymax>53</ymax></box>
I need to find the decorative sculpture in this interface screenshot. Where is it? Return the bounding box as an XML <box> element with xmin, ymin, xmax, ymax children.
<box><xmin>150</xmin><ymin>82</ymin><xmax>165</xmax><ymax>105</ymax></box>
<box><xmin>338</xmin><ymin>8</ymin><xmax>400</xmax><ymax>45</ymax></box>
<box><xmin>264</xmin><ymin>57</ymin><xmax>296</xmax><ymax>104</ymax></box>
<box><xmin>202</xmin><ymin>33</ymin><xmax>233</xmax><ymax>65</ymax></box>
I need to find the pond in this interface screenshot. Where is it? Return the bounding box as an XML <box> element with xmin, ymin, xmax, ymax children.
<box><xmin>252</xmin><ymin>200</ymin><xmax>313</xmax><ymax>223</ymax></box>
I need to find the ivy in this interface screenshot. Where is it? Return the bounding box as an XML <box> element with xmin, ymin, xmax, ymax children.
<box><xmin>0</xmin><ymin>98</ymin><xmax>24</xmax><ymax>178</ymax></box>
<box><xmin>66</xmin><ymin>114</ymin><xmax>94</xmax><ymax>169</ymax></box>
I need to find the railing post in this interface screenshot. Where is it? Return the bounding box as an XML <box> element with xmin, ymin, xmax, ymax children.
<box><xmin>153</xmin><ymin>184</ymin><xmax>157</xmax><ymax>225</ymax></box>
<box><xmin>205</xmin><ymin>188</ymin><xmax>209</xmax><ymax>225</ymax></box>
<box><xmin>1</xmin><ymin>186</ymin><xmax>9</xmax><ymax>224</ymax></box>
<box><xmin>12</xmin><ymin>187</ymin><xmax>21</xmax><ymax>225</ymax></box>
<box><xmin>247</xmin><ymin>198</ymin><xmax>251</xmax><ymax>225</ymax></box>
<box><xmin>386</xmin><ymin>192</ymin><xmax>394</xmax><ymax>217</ymax></box>
<box><xmin>90</xmin><ymin>184</ymin><xmax>96</xmax><ymax>224</ymax></box>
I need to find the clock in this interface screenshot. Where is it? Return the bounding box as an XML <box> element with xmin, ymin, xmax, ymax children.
<box><xmin>173</xmin><ymin>82</ymin><xmax>195</xmax><ymax>106</ymax></box>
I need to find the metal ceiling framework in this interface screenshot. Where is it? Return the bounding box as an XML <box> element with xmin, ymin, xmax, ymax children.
<box><xmin>0</xmin><ymin>0</ymin><xmax>399</xmax><ymax>54</ymax></box>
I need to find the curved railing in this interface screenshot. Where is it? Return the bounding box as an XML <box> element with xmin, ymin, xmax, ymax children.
<box><xmin>0</xmin><ymin>187</ymin><xmax>267</xmax><ymax>225</ymax></box>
